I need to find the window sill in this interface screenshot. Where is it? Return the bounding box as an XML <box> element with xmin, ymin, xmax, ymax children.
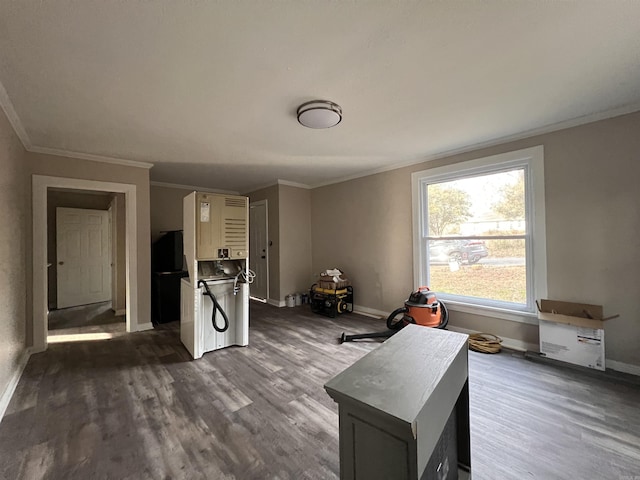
<box><xmin>443</xmin><ymin>300</ymin><xmax>539</xmax><ymax>326</ymax></box>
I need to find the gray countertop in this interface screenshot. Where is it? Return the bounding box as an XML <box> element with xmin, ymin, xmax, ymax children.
<box><xmin>325</xmin><ymin>324</ymin><xmax>469</xmax><ymax>425</ymax></box>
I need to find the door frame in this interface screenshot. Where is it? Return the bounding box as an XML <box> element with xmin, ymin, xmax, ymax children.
<box><xmin>33</xmin><ymin>175</ymin><xmax>139</xmax><ymax>352</ymax></box>
<box><xmin>109</xmin><ymin>194</ymin><xmax>126</xmax><ymax>315</ymax></box>
<box><xmin>249</xmin><ymin>199</ymin><xmax>269</xmax><ymax>301</ymax></box>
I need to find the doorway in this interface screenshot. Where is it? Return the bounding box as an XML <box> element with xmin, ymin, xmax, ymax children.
<box><xmin>32</xmin><ymin>175</ymin><xmax>141</xmax><ymax>352</ymax></box>
<box><xmin>45</xmin><ymin>190</ymin><xmax>128</xmax><ymax>343</ymax></box>
<box><xmin>249</xmin><ymin>200</ymin><xmax>268</xmax><ymax>301</ymax></box>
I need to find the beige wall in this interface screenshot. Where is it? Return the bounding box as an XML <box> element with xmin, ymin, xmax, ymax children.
<box><xmin>150</xmin><ymin>184</ymin><xmax>193</xmax><ymax>241</ymax></box>
<box><xmin>25</xmin><ymin>152</ymin><xmax>151</xmax><ymax>342</ymax></box>
<box><xmin>0</xmin><ymin>106</ymin><xmax>27</xmax><ymax>400</ymax></box>
<box><xmin>47</xmin><ymin>190</ymin><xmax>113</xmax><ymax>309</ymax></box>
<box><xmin>311</xmin><ymin>168</ymin><xmax>414</xmax><ymax>311</ymax></box>
<box><xmin>246</xmin><ymin>184</ymin><xmax>313</xmax><ymax>303</ymax></box>
<box><xmin>278</xmin><ymin>185</ymin><xmax>313</xmax><ymax>299</ymax></box>
<box><xmin>311</xmin><ymin>111</ymin><xmax>640</xmax><ymax>368</ymax></box>
<box><xmin>247</xmin><ymin>185</ymin><xmax>280</xmax><ymax>302</ymax></box>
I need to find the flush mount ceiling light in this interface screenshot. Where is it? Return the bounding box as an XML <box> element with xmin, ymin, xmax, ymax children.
<box><xmin>297</xmin><ymin>100</ymin><xmax>342</xmax><ymax>129</ymax></box>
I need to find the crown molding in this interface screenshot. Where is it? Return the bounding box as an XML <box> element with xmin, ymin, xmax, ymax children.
<box><xmin>241</xmin><ymin>181</ymin><xmax>278</xmax><ymax>195</ymax></box>
<box><xmin>242</xmin><ymin>178</ymin><xmax>312</xmax><ymax>195</ymax></box>
<box><xmin>28</xmin><ymin>146</ymin><xmax>154</xmax><ymax>169</ymax></box>
<box><xmin>277</xmin><ymin>179</ymin><xmax>312</xmax><ymax>189</ymax></box>
<box><xmin>309</xmin><ymin>102</ymin><xmax>640</xmax><ymax>189</ymax></box>
<box><xmin>1</xmin><ymin>77</ymin><xmax>154</xmax><ymax>169</ymax></box>
<box><xmin>0</xmin><ymin>79</ymin><xmax>31</xmax><ymax>149</ymax></box>
<box><xmin>150</xmin><ymin>181</ymin><xmax>239</xmax><ymax>195</ymax></box>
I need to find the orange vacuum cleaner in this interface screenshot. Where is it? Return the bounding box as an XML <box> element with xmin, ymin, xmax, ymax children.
<box><xmin>340</xmin><ymin>286</ymin><xmax>448</xmax><ymax>343</ymax></box>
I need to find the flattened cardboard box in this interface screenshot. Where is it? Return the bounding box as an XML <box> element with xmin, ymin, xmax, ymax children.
<box><xmin>537</xmin><ymin>299</ymin><xmax>618</xmax><ymax>372</ymax></box>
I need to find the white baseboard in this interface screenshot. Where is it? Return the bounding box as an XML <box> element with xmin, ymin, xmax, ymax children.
<box><xmin>0</xmin><ymin>348</ymin><xmax>32</xmax><ymax>424</ymax></box>
<box><xmin>449</xmin><ymin>325</ymin><xmax>639</xmax><ymax>376</ymax></box>
<box><xmin>113</xmin><ymin>309</ymin><xmax>126</xmax><ymax>316</ymax></box>
<box><xmin>266</xmin><ymin>299</ymin><xmax>383</xmax><ymax>312</ymax></box>
<box><xmin>352</xmin><ymin>305</ymin><xmax>539</xmax><ymax>352</ymax></box>
<box><xmin>137</xmin><ymin>322</ymin><xmax>154</xmax><ymax>331</ymax></box>
<box><xmin>29</xmin><ymin>345</ymin><xmax>46</xmax><ymax>355</ymax></box>
<box><xmin>447</xmin><ymin>325</ymin><xmax>538</xmax><ymax>353</ymax></box>
<box><xmin>267</xmin><ymin>298</ymin><xmax>285</xmax><ymax>307</ymax></box>
<box><xmin>606</xmin><ymin>359</ymin><xmax>640</xmax><ymax>376</ymax></box>
<box><xmin>353</xmin><ymin>304</ymin><xmax>388</xmax><ymax>319</ymax></box>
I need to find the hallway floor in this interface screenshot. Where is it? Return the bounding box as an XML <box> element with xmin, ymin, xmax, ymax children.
<box><xmin>48</xmin><ymin>302</ymin><xmax>126</xmax><ymax>340</ymax></box>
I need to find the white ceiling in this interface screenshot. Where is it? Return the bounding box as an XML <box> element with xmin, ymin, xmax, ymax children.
<box><xmin>1</xmin><ymin>1</ymin><xmax>640</xmax><ymax>193</ymax></box>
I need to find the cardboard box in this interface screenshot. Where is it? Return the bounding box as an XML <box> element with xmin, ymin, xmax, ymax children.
<box><xmin>537</xmin><ymin>299</ymin><xmax>618</xmax><ymax>371</ymax></box>
<box><xmin>319</xmin><ymin>272</ymin><xmax>350</xmax><ymax>290</ymax></box>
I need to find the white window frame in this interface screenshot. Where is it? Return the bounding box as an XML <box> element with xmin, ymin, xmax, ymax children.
<box><xmin>411</xmin><ymin>146</ymin><xmax>546</xmax><ymax>324</ymax></box>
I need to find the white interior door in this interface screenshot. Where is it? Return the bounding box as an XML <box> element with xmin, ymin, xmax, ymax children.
<box><xmin>57</xmin><ymin>207</ymin><xmax>111</xmax><ymax>308</ymax></box>
<box><xmin>249</xmin><ymin>201</ymin><xmax>268</xmax><ymax>300</ymax></box>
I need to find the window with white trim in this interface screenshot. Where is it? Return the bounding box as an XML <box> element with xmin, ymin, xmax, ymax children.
<box><xmin>412</xmin><ymin>146</ymin><xmax>546</xmax><ymax>318</ymax></box>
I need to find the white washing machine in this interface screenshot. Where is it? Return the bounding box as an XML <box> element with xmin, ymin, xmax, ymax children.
<box><xmin>180</xmin><ymin>191</ymin><xmax>251</xmax><ymax>360</ymax></box>
<box><xmin>181</xmin><ymin>277</ymin><xmax>249</xmax><ymax>359</ymax></box>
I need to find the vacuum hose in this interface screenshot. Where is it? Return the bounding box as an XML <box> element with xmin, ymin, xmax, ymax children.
<box><xmin>197</xmin><ymin>280</ymin><xmax>230</xmax><ymax>333</ymax></box>
<box><xmin>437</xmin><ymin>301</ymin><xmax>449</xmax><ymax>329</ymax></box>
<box><xmin>386</xmin><ymin>307</ymin><xmax>409</xmax><ymax>330</ymax></box>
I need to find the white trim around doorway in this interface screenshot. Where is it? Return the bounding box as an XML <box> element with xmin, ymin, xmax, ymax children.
<box><xmin>32</xmin><ymin>175</ymin><xmax>144</xmax><ymax>353</ymax></box>
<box><xmin>249</xmin><ymin>199</ymin><xmax>269</xmax><ymax>301</ymax></box>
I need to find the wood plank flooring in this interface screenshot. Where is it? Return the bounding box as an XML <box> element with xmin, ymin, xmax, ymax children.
<box><xmin>1</xmin><ymin>301</ymin><xmax>639</xmax><ymax>479</ymax></box>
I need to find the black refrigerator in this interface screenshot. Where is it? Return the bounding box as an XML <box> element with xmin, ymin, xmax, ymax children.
<box><xmin>151</xmin><ymin>231</ymin><xmax>188</xmax><ymax>325</ymax></box>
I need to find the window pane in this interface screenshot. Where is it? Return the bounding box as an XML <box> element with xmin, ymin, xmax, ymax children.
<box><xmin>414</xmin><ymin>146</ymin><xmax>545</xmax><ymax>315</ymax></box>
<box><xmin>428</xmin><ymin>239</ymin><xmax>526</xmax><ymax>304</ymax></box>
<box><xmin>427</xmin><ymin>169</ymin><xmax>525</xmax><ymax>237</ymax></box>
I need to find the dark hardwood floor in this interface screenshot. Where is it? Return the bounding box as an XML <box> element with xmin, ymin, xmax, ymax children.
<box><xmin>1</xmin><ymin>301</ymin><xmax>639</xmax><ymax>479</ymax></box>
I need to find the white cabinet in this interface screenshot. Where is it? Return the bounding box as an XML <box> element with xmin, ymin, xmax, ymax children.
<box><xmin>192</xmin><ymin>192</ymin><xmax>248</xmax><ymax>261</ymax></box>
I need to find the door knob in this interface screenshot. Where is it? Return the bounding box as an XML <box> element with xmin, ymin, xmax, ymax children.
<box><xmin>58</xmin><ymin>261</ymin><xmax>64</xmax><ymax>265</ymax></box>
<box><xmin>261</xmin><ymin>256</ymin><xmax>266</xmax><ymax>259</ymax></box>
